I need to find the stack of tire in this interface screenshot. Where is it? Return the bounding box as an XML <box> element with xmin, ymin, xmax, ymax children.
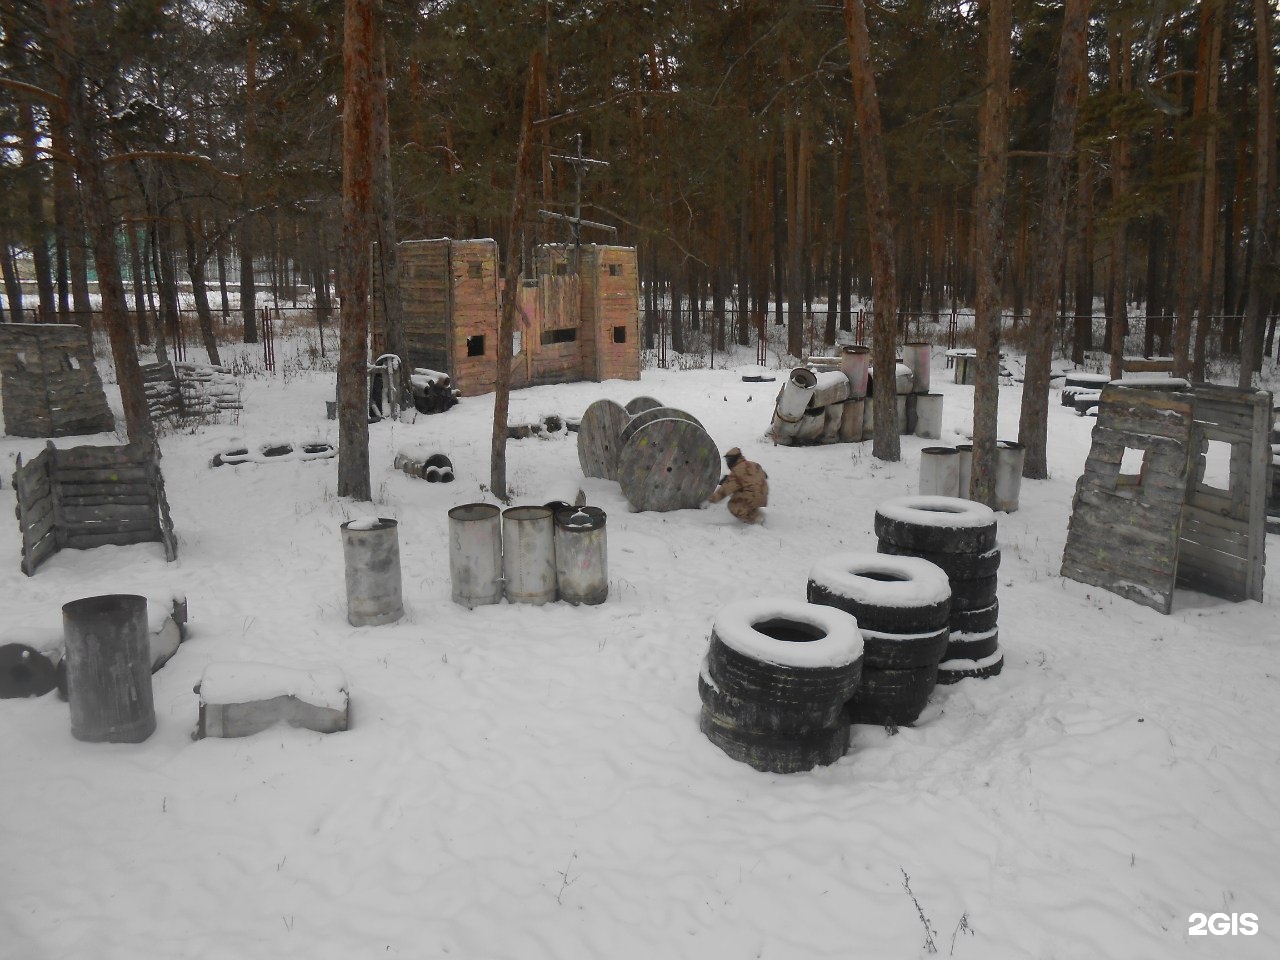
<box><xmin>698</xmin><ymin>598</ymin><xmax>864</xmax><ymax>774</ymax></box>
<box><xmin>874</xmin><ymin>495</ymin><xmax>1003</xmax><ymax>684</ymax></box>
<box><xmin>806</xmin><ymin>553</ymin><xmax>951</xmax><ymax>727</ymax></box>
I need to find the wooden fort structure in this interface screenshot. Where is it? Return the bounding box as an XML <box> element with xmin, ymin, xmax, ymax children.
<box><xmin>375</xmin><ymin>239</ymin><xmax>640</xmax><ymax>398</ymax></box>
<box><xmin>0</xmin><ymin>323</ymin><xmax>115</xmax><ymax>437</ymax></box>
<box><xmin>1060</xmin><ymin>380</ymin><xmax>1272</xmax><ymax>614</ymax></box>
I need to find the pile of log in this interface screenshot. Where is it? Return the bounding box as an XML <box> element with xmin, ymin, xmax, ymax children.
<box><xmin>576</xmin><ymin>396</ymin><xmax>720</xmax><ymax>511</ymax></box>
<box><xmin>409</xmin><ymin>368</ymin><xmax>461</xmax><ymax>414</ymax></box>
<box><xmin>11</xmin><ymin>440</ymin><xmax>178</xmax><ymax>576</ymax></box>
<box><xmin>143</xmin><ymin>361</ymin><xmax>243</xmax><ymax>423</ymax></box>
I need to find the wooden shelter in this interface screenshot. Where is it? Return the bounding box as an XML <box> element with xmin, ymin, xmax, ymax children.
<box><xmin>380</xmin><ymin>239</ymin><xmax>640</xmax><ymax>397</ymax></box>
<box><xmin>1060</xmin><ymin>381</ymin><xmax>1272</xmax><ymax>614</ymax></box>
<box><xmin>0</xmin><ymin>323</ymin><xmax>115</xmax><ymax>437</ymax></box>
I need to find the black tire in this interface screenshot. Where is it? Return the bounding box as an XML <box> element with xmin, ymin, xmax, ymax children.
<box><xmin>949</xmin><ymin>601</ymin><xmax>999</xmax><ymax>635</ymax></box>
<box><xmin>950</xmin><ymin>575</ymin><xmax>998</xmax><ymax>612</ymax></box>
<box><xmin>876</xmin><ymin>541</ymin><xmax>1002</xmax><ymax>580</ymax></box>
<box><xmin>845</xmin><ymin>663</ymin><xmax>937</xmax><ymax>727</ymax></box>
<box><xmin>857</xmin><ymin>626</ymin><xmax>950</xmax><ymax>671</ymax></box>
<box><xmin>707</xmin><ymin>634</ymin><xmax>862</xmax><ymax>711</ymax></box>
<box><xmin>424</xmin><ymin>453</ymin><xmax>453</xmax><ymax>470</ymax></box>
<box><xmin>698</xmin><ymin>666</ymin><xmax>851</xmax><ymax>735</ymax></box>
<box><xmin>699</xmin><ymin>705</ymin><xmax>850</xmax><ymax>774</ymax></box>
<box><xmin>874</xmin><ymin>496</ymin><xmax>998</xmax><ymax>554</ymax></box>
<box><xmin>0</xmin><ymin>643</ymin><xmax>58</xmax><ymax>699</ymax></box>
<box><xmin>937</xmin><ymin>651</ymin><xmax>1004</xmax><ymax>685</ymax></box>
<box><xmin>806</xmin><ymin>553</ymin><xmax>951</xmax><ymax>634</ymax></box>
<box><xmin>944</xmin><ymin>627</ymin><xmax>999</xmax><ymax>661</ymax></box>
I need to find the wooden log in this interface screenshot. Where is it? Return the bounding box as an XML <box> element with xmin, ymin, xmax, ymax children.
<box><xmin>22</xmin><ymin>530</ymin><xmax>60</xmax><ymax>576</ymax></box>
<box><xmin>619</xmin><ymin>406</ymin><xmax>702</xmax><ymax>448</ymax></box>
<box><xmin>62</xmin><ymin>527</ymin><xmax>163</xmax><ymax>550</ymax></box>
<box><xmin>22</xmin><ymin>505</ymin><xmax>56</xmax><ymax>548</ymax></box>
<box><xmin>54</xmin><ymin>465</ymin><xmax>153</xmax><ymax>485</ymax></box>
<box><xmin>53</xmin><ymin>481</ymin><xmax>153</xmax><ymax>499</ymax></box>
<box><xmin>616</xmin><ymin>418</ymin><xmax>721</xmax><ymax>512</ymax></box>
<box><xmin>576</xmin><ymin>398</ymin><xmax>629</xmax><ymax>480</ymax></box>
<box><xmin>60</xmin><ymin>503</ymin><xmax>158</xmax><ymax>524</ymax></box>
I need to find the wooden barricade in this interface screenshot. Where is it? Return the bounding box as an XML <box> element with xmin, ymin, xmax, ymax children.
<box><xmin>12</xmin><ymin>440</ymin><xmax>178</xmax><ymax>576</ymax></box>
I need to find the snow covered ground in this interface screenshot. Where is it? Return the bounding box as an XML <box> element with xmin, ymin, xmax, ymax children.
<box><xmin>2</xmin><ymin>332</ymin><xmax>1278</xmax><ymax>960</ymax></box>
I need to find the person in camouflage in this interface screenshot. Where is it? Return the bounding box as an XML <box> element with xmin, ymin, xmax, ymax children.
<box><xmin>708</xmin><ymin>447</ymin><xmax>768</xmax><ymax>524</ymax></box>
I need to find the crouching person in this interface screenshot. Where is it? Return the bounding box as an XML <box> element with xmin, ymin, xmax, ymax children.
<box><xmin>709</xmin><ymin>447</ymin><xmax>768</xmax><ymax>524</ymax></box>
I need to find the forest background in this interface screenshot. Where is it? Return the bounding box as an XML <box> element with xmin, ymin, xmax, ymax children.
<box><xmin>0</xmin><ymin>0</ymin><xmax>1276</xmax><ymax>490</ymax></box>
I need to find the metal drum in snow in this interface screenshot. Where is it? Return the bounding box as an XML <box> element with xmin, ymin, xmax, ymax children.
<box><xmin>956</xmin><ymin>443</ymin><xmax>973</xmax><ymax>499</ymax></box>
<box><xmin>995</xmin><ymin>440</ymin><xmax>1027</xmax><ymax>512</ymax></box>
<box><xmin>919</xmin><ymin>447</ymin><xmax>960</xmax><ymax>498</ymax></box>
<box><xmin>448</xmin><ymin>503</ymin><xmax>503</xmax><ymax>608</ymax></box>
<box><xmin>914</xmin><ymin>393</ymin><xmax>944</xmax><ymax>439</ymax></box>
<box><xmin>553</xmin><ymin>507</ymin><xmax>608</xmax><ymax>605</ymax></box>
<box><xmin>903</xmin><ymin>342</ymin><xmax>931</xmax><ymax>394</ymax></box>
<box><xmin>776</xmin><ymin>367</ymin><xmax>818</xmax><ymax>423</ymax></box>
<box><xmin>502</xmin><ymin>505</ymin><xmax>557</xmax><ymax>605</ymax></box>
<box><xmin>840</xmin><ymin>345</ymin><xmax>871</xmax><ymax>397</ymax></box>
<box><xmin>62</xmin><ymin>594</ymin><xmax>155</xmax><ymax>743</ymax></box>
<box><xmin>341</xmin><ymin>518</ymin><xmax>404</xmax><ymax>626</ymax></box>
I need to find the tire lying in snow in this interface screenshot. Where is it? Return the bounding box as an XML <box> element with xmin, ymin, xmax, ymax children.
<box><xmin>874</xmin><ymin>496</ymin><xmax>998</xmax><ymax>554</ymax></box>
<box><xmin>806</xmin><ymin>552</ymin><xmax>952</xmax><ymax>635</ymax></box>
<box><xmin>845</xmin><ymin>663</ymin><xmax>938</xmax><ymax>727</ymax></box>
<box><xmin>943</xmin><ymin>627</ymin><xmax>1000</xmax><ymax>661</ymax></box>
<box><xmin>876</xmin><ymin>541</ymin><xmax>1001</xmax><ymax>581</ymax></box>
<box><xmin>936</xmin><ymin>650</ymin><xmax>1005</xmax><ymax>685</ymax></box>
<box><xmin>855</xmin><ymin>626</ymin><xmax>950</xmax><ymax>671</ymax></box>
<box><xmin>949</xmin><ymin>600</ymin><xmax>999</xmax><ymax>635</ymax></box>
<box><xmin>700</xmin><ymin>597</ymin><xmax>863</xmax><ymax>772</ymax></box>
<box><xmin>949</xmin><ymin>574</ymin><xmax>999</xmax><ymax>612</ymax></box>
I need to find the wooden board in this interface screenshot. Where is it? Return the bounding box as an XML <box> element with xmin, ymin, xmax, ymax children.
<box><xmin>616</xmin><ymin>418</ymin><xmax>720</xmax><ymax>512</ymax></box>
<box><xmin>619</xmin><ymin>406</ymin><xmax>702</xmax><ymax>448</ymax></box>
<box><xmin>624</xmin><ymin>396</ymin><xmax>663</xmax><ymax>416</ymax></box>
<box><xmin>576</xmin><ymin>398</ymin><xmax>629</xmax><ymax>480</ymax></box>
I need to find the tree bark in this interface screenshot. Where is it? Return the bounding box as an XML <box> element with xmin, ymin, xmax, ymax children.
<box><xmin>181</xmin><ymin>204</ymin><xmax>222</xmax><ymax>366</ymax></box>
<box><xmin>372</xmin><ymin>16</ymin><xmax>408</xmax><ymax>398</ymax></box>
<box><xmin>844</xmin><ymin>0</ymin><xmax>900</xmax><ymax>462</ymax></box>
<box><xmin>18</xmin><ymin>101</ymin><xmax>58</xmax><ymax>322</ymax></box>
<box><xmin>969</xmin><ymin>0</ymin><xmax>1012</xmax><ymax>506</ymax></box>
<box><xmin>1018</xmin><ymin>0</ymin><xmax>1091</xmax><ymax>480</ymax></box>
<box><xmin>1239</xmin><ymin>0</ymin><xmax>1275</xmax><ymax>385</ymax></box>
<box><xmin>240</xmin><ymin>35</ymin><xmax>260</xmax><ymax>344</ymax></box>
<box><xmin>338</xmin><ymin>0</ymin><xmax>377</xmax><ymax>501</ymax></box>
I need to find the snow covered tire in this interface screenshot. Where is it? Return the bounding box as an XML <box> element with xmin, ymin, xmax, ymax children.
<box><xmin>845</xmin><ymin>663</ymin><xmax>938</xmax><ymax>727</ymax></box>
<box><xmin>698</xmin><ymin>662</ymin><xmax>854</xmax><ymax>734</ymax></box>
<box><xmin>943</xmin><ymin>627</ymin><xmax>999</xmax><ymax>661</ymax></box>
<box><xmin>806</xmin><ymin>553</ymin><xmax>952</xmax><ymax>635</ymax></box>
<box><xmin>876</xmin><ymin>541</ymin><xmax>1002</xmax><ymax>581</ymax></box>
<box><xmin>874</xmin><ymin>496</ymin><xmax>998</xmax><ymax>554</ymax></box>
<box><xmin>949</xmin><ymin>601</ymin><xmax>999</xmax><ymax>635</ymax></box>
<box><xmin>856</xmin><ymin>627</ymin><xmax>950</xmax><ymax>671</ymax></box>
<box><xmin>949</xmin><ymin>575</ymin><xmax>999</xmax><ymax>611</ymax></box>
<box><xmin>936</xmin><ymin>651</ymin><xmax>1004</xmax><ymax>685</ymax></box>
<box><xmin>699</xmin><ymin>706</ymin><xmax>851</xmax><ymax>774</ymax></box>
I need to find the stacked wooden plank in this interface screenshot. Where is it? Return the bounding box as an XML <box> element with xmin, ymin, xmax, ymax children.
<box><xmin>11</xmin><ymin>440</ymin><xmax>178</xmax><ymax>576</ymax></box>
<box><xmin>143</xmin><ymin>361</ymin><xmax>242</xmax><ymax>422</ymax></box>
<box><xmin>0</xmin><ymin>323</ymin><xmax>115</xmax><ymax>437</ymax></box>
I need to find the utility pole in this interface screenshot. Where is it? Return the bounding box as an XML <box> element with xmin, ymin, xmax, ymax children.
<box><xmin>537</xmin><ymin>134</ymin><xmax>615</xmax><ymax>272</ymax></box>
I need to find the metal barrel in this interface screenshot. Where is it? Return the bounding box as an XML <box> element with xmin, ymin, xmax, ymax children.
<box><xmin>341</xmin><ymin>518</ymin><xmax>405</xmax><ymax>626</ymax></box>
<box><xmin>554</xmin><ymin>507</ymin><xmax>608</xmax><ymax>605</ymax></box>
<box><xmin>448</xmin><ymin>503</ymin><xmax>503</xmax><ymax>608</ymax></box>
<box><xmin>502</xmin><ymin>506</ymin><xmax>557</xmax><ymax>605</ymax></box>
<box><xmin>62</xmin><ymin>594</ymin><xmax>155</xmax><ymax>743</ymax></box>
<box><xmin>919</xmin><ymin>447</ymin><xmax>961</xmax><ymax>498</ymax></box>
<box><xmin>995</xmin><ymin>440</ymin><xmax>1027</xmax><ymax>512</ymax></box>
<box><xmin>914</xmin><ymin>393</ymin><xmax>944</xmax><ymax>439</ymax></box>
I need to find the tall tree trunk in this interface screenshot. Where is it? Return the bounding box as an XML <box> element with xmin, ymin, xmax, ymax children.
<box><xmin>338</xmin><ymin>0</ymin><xmax>376</xmax><ymax>501</ymax></box>
<box><xmin>125</xmin><ymin>221</ymin><xmax>147</xmax><ymax>337</ymax></box>
<box><xmin>44</xmin><ymin>0</ymin><xmax>152</xmax><ymax>443</ymax></box>
<box><xmin>1</xmin><ymin>244</ymin><xmax>23</xmax><ymax>318</ymax></box>
<box><xmin>214</xmin><ymin>219</ymin><xmax>230</xmax><ymax>318</ymax></box>
<box><xmin>844</xmin><ymin>0</ymin><xmax>900</xmax><ymax>462</ymax></box>
<box><xmin>1191</xmin><ymin>0</ymin><xmax>1223</xmax><ymax>382</ymax></box>
<box><xmin>490</xmin><ymin>50</ymin><xmax>544</xmax><ymax>501</ymax></box>
<box><xmin>1073</xmin><ymin>147</ymin><xmax>1094</xmax><ymax>364</ymax></box>
<box><xmin>1106</xmin><ymin>25</ymin><xmax>1132</xmax><ymax>381</ymax></box>
<box><xmin>1240</xmin><ymin>0</ymin><xmax>1275</xmax><ymax>384</ymax></box>
<box><xmin>19</xmin><ymin>102</ymin><xmax>57</xmax><ymax>321</ymax></box>
<box><xmin>1018</xmin><ymin>0</ymin><xmax>1091</xmax><ymax>480</ymax></box>
<box><xmin>969</xmin><ymin>0</ymin><xmax>1012</xmax><ymax>506</ymax></box>
<box><xmin>181</xmin><ymin>205</ymin><xmax>221</xmax><ymax>366</ymax></box>
<box><xmin>240</xmin><ymin>35</ymin><xmax>260</xmax><ymax>344</ymax></box>
<box><xmin>372</xmin><ymin>20</ymin><xmax>408</xmax><ymax>397</ymax></box>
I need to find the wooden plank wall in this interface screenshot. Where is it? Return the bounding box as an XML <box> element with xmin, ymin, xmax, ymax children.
<box><xmin>1177</xmin><ymin>384</ymin><xmax>1271</xmax><ymax>602</ymax></box>
<box><xmin>397</xmin><ymin>239</ymin><xmax>453</xmax><ymax>377</ymax></box>
<box><xmin>447</xmin><ymin>240</ymin><xmax>499</xmax><ymax>397</ymax></box>
<box><xmin>0</xmin><ymin>323</ymin><xmax>115</xmax><ymax>438</ymax></box>
<box><xmin>591</xmin><ymin>246</ymin><xmax>641</xmax><ymax>383</ymax></box>
<box><xmin>12</xmin><ymin>441</ymin><xmax>178</xmax><ymax>576</ymax></box>
<box><xmin>1060</xmin><ymin>384</ymin><xmax>1194</xmax><ymax>614</ymax></box>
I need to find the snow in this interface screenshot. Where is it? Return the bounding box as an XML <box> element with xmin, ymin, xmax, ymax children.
<box><xmin>876</xmin><ymin>495</ymin><xmax>998</xmax><ymax>529</ymax></box>
<box><xmin>807</xmin><ymin>552</ymin><xmax>952</xmax><ymax>607</ymax></box>
<box><xmin>2</xmin><ymin>334</ymin><xmax>1278</xmax><ymax>959</ymax></box>
<box><xmin>711</xmin><ymin>596</ymin><xmax>864</xmax><ymax>669</ymax></box>
<box><xmin>197</xmin><ymin>662</ymin><xmax>349</xmax><ymax>711</ymax></box>
<box><xmin>343</xmin><ymin>517</ymin><xmax>391</xmax><ymax>531</ymax></box>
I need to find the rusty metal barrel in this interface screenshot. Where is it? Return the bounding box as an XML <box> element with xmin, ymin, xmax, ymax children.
<box><xmin>62</xmin><ymin>594</ymin><xmax>155</xmax><ymax>743</ymax></box>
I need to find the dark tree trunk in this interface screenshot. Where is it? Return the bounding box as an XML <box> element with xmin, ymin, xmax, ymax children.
<box><xmin>1072</xmin><ymin>146</ymin><xmax>1094</xmax><ymax>364</ymax></box>
<box><xmin>19</xmin><ymin>102</ymin><xmax>57</xmax><ymax>322</ymax></box>
<box><xmin>181</xmin><ymin>205</ymin><xmax>221</xmax><ymax>366</ymax></box>
<box><xmin>372</xmin><ymin>22</ymin><xmax>408</xmax><ymax>397</ymax></box>
<box><xmin>1240</xmin><ymin>0</ymin><xmax>1275</xmax><ymax>384</ymax></box>
<box><xmin>1018</xmin><ymin>0</ymin><xmax>1090</xmax><ymax>480</ymax></box>
<box><xmin>2</xmin><ymin>244</ymin><xmax>23</xmax><ymax>318</ymax></box>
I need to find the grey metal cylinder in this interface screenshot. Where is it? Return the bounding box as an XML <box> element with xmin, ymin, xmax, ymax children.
<box><xmin>903</xmin><ymin>342</ymin><xmax>931</xmax><ymax>394</ymax></box>
<box><xmin>341</xmin><ymin>518</ymin><xmax>404</xmax><ymax>626</ymax></box>
<box><xmin>776</xmin><ymin>367</ymin><xmax>818</xmax><ymax>422</ymax></box>
<box><xmin>919</xmin><ymin>447</ymin><xmax>960</xmax><ymax>497</ymax></box>
<box><xmin>838</xmin><ymin>397</ymin><xmax>865</xmax><ymax>442</ymax></box>
<box><xmin>840</xmin><ymin>346</ymin><xmax>871</xmax><ymax>396</ymax></box>
<box><xmin>914</xmin><ymin>393</ymin><xmax>944</xmax><ymax>439</ymax></box>
<box><xmin>995</xmin><ymin>440</ymin><xmax>1027</xmax><ymax>512</ymax></box>
<box><xmin>956</xmin><ymin>443</ymin><xmax>974</xmax><ymax>500</ymax></box>
<box><xmin>448</xmin><ymin>503</ymin><xmax>503</xmax><ymax>608</ymax></box>
<box><xmin>502</xmin><ymin>505</ymin><xmax>557</xmax><ymax>605</ymax></box>
<box><xmin>62</xmin><ymin>594</ymin><xmax>155</xmax><ymax>743</ymax></box>
<box><xmin>554</xmin><ymin>507</ymin><xmax>608</xmax><ymax>605</ymax></box>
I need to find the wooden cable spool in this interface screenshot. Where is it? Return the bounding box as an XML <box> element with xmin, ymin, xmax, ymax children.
<box><xmin>624</xmin><ymin>395</ymin><xmax>664</xmax><ymax>415</ymax></box>
<box><xmin>576</xmin><ymin>398</ymin><xmax>630</xmax><ymax>480</ymax></box>
<box><xmin>617</xmin><ymin>418</ymin><xmax>721</xmax><ymax>512</ymax></box>
<box><xmin>619</xmin><ymin>406</ymin><xmax>703</xmax><ymax>448</ymax></box>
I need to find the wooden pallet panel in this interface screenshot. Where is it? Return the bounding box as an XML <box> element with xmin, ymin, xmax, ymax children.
<box><xmin>617</xmin><ymin>418</ymin><xmax>720</xmax><ymax>513</ymax></box>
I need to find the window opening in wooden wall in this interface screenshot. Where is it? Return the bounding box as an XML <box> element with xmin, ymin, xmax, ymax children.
<box><xmin>467</xmin><ymin>263</ymin><xmax>483</xmax><ymax>279</ymax></box>
<box><xmin>466</xmin><ymin>335</ymin><xmax>485</xmax><ymax>357</ymax></box>
<box><xmin>613</xmin><ymin>325</ymin><xmax>627</xmax><ymax>344</ymax></box>
<box><xmin>541</xmin><ymin>328</ymin><xmax>577</xmax><ymax>345</ymax></box>
<box><xmin>555</xmin><ymin>262</ymin><xmax>569</xmax><ymax>276</ymax></box>
<box><xmin>1117</xmin><ymin>447</ymin><xmax>1146</xmax><ymax>486</ymax></box>
<box><xmin>609</xmin><ymin>263</ymin><xmax>623</xmax><ymax>277</ymax></box>
<box><xmin>1200</xmin><ymin>439</ymin><xmax>1232</xmax><ymax>491</ymax></box>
